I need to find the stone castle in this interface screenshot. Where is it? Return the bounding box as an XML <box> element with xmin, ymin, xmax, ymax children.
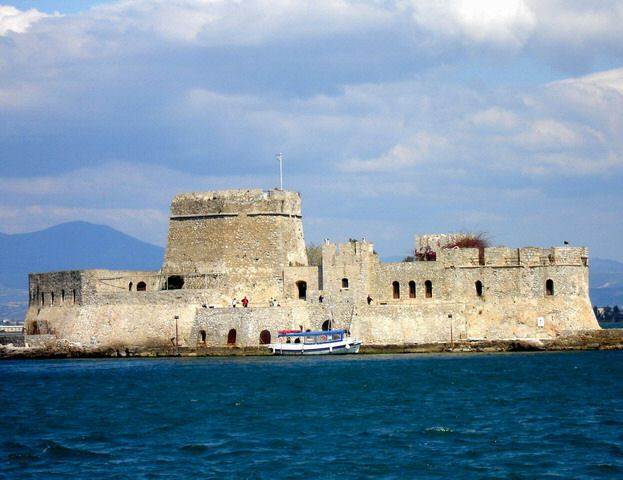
<box><xmin>24</xmin><ymin>188</ymin><xmax>600</xmax><ymax>350</ymax></box>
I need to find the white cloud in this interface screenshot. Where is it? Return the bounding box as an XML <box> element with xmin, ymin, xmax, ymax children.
<box><xmin>339</xmin><ymin>132</ymin><xmax>448</xmax><ymax>173</ymax></box>
<box><xmin>0</xmin><ymin>6</ymin><xmax>55</xmax><ymax>36</ymax></box>
<box><xmin>409</xmin><ymin>0</ymin><xmax>536</xmax><ymax>49</ymax></box>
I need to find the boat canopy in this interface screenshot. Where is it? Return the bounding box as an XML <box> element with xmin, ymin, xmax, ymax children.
<box><xmin>277</xmin><ymin>329</ymin><xmax>347</xmax><ymax>337</ymax></box>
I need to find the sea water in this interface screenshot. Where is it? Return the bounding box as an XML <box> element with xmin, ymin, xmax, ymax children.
<box><xmin>1</xmin><ymin>351</ymin><xmax>622</xmax><ymax>479</ymax></box>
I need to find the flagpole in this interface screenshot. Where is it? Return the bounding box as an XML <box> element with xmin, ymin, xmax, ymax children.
<box><xmin>278</xmin><ymin>152</ymin><xmax>283</xmax><ymax>190</ymax></box>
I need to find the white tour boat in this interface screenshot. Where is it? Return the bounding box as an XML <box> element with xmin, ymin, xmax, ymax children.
<box><xmin>267</xmin><ymin>329</ymin><xmax>362</xmax><ymax>355</ymax></box>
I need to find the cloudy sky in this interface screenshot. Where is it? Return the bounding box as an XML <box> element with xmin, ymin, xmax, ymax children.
<box><xmin>1</xmin><ymin>1</ymin><xmax>622</xmax><ymax>261</ymax></box>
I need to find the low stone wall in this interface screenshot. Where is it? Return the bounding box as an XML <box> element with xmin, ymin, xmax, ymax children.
<box><xmin>0</xmin><ymin>332</ymin><xmax>24</xmax><ymax>347</ymax></box>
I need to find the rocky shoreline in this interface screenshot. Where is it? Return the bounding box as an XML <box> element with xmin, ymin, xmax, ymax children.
<box><xmin>2</xmin><ymin>329</ymin><xmax>623</xmax><ymax>359</ymax></box>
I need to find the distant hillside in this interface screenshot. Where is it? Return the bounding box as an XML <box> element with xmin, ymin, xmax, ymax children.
<box><xmin>589</xmin><ymin>258</ymin><xmax>623</xmax><ymax>307</ymax></box>
<box><xmin>0</xmin><ymin>221</ymin><xmax>164</xmax><ymax>290</ymax></box>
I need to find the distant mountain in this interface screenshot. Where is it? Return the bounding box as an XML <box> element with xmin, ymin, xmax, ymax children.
<box><xmin>589</xmin><ymin>258</ymin><xmax>623</xmax><ymax>307</ymax></box>
<box><xmin>0</xmin><ymin>221</ymin><xmax>164</xmax><ymax>290</ymax></box>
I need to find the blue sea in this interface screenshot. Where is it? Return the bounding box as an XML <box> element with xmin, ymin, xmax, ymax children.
<box><xmin>1</xmin><ymin>351</ymin><xmax>623</xmax><ymax>479</ymax></box>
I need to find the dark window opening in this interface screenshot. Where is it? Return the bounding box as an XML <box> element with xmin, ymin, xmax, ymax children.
<box><xmin>546</xmin><ymin>279</ymin><xmax>554</xmax><ymax>296</ymax></box>
<box><xmin>30</xmin><ymin>321</ymin><xmax>40</xmax><ymax>335</ymax></box>
<box><xmin>73</xmin><ymin>289</ymin><xmax>76</xmax><ymax>304</ymax></box>
<box><xmin>475</xmin><ymin>280</ymin><xmax>483</xmax><ymax>297</ymax></box>
<box><xmin>392</xmin><ymin>281</ymin><xmax>400</xmax><ymax>299</ymax></box>
<box><xmin>342</xmin><ymin>278</ymin><xmax>349</xmax><ymax>289</ymax></box>
<box><xmin>137</xmin><ymin>281</ymin><xmax>147</xmax><ymax>292</ymax></box>
<box><xmin>425</xmin><ymin>280</ymin><xmax>433</xmax><ymax>298</ymax></box>
<box><xmin>128</xmin><ymin>282</ymin><xmax>133</xmax><ymax>291</ymax></box>
<box><xmin>227</xmin><ymin>329</ymin><xmax>237</xmax><ymax>345</ymax></box>
<box><xmin>166</xmin><ymin>275</ymin><xmax>184</xmax><ymax>290</ymax></box>
<box><xmin>199</xmin><ymin>330</ymin><xmax>207</xmax><ymax>344</ymax></box>
<box><xmin>322</xmin><ymin>319</ymin><xmax>331</xmax><ymax>331</ymax></box>
<box><xmin>61</xmin><ymin>289</ymin><xmax>65</xmax><ymax>303</ymax></box>
<box><xmin>51</xmin><ymin>292</ymin><xmax>55</xmax><ymax>306</ymax></box>
<box><xmin>409</xmin><ymin>281</ymin><xmax>416</xmax><ymax>298</ymax></box>
<box><xmin>296</xmin><ymin>281</ymin><xmax>307</xmax><ymax>300</ymax></box>
<box><xmin>259</xmin><ymin>330</ymin><xmax>271</xmax><ymax>345</ymax></box>
<box><xmin>41</xmin><ymin>292</ymin><xmax>45</xmax><ymax>307</ymax></box>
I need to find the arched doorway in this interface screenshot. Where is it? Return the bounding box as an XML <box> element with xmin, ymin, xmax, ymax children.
<box><xmin>296</xmin><ymin>281</ymin><xmax>307</xmax><ymax>300</ymax></box>
<box><xmin>425</xmin><ymin>280</ymin><xmax>433</xmax><ymax>298</ymax></box>
<box><xmin>137</xmin><ymin>281</ymin><xmax>147</xmax><ymax>291</ymax></box>
<box><xmin>322</xmin><ymin>319</ymin><xmax>331</xmax><ymax>331</ymax></box>
<box><xmin>392</xmin><ymin>281</ymin><xmax>400</xmax><ymax>299</ymax></box>
<box><xmin>227</xmin><ymin>329</ymin><xmax>237</xmax><ymax>345</ymax></box>
<box><xmin>259</xmin><ymin>330</ymin><xmax>271</xmax><ymax>345</ymax></box>
<box><xmin>199</xmin><ymin>330</ymin><xmax>207</xmax><ymax>345</ymax></box>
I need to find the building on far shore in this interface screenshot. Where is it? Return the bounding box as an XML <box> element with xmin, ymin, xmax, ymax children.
<box><xmin>23</xmin><ymin>188</ymin><xmax>599</xmax><ymax>351</ymax></box>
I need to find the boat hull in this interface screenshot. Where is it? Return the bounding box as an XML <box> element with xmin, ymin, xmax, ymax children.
<box><xmin>268</xmin><ymin>340</ymin><xmax>362</xmax><ymax>355</ymax></box>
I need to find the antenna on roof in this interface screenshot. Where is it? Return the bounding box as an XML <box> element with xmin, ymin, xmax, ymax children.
<box><xmin>276</xmin><ymin>152</ymin><xmax>283</xmax><ymax>190</ymax></box>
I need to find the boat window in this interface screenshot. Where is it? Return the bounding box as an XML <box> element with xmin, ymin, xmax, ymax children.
<box><xmin>392</xmin><ymin>281</ymin><xmax>400</xmax><ymax>299</ymax></box>
<box><xmin>304</xmin><ymin>336</ymin><xmax>316</xmax><ymax>344</ymax></box>
<box><xmin>259</xmin><ymin>330</ymin><xmax>271</xmax><ymax>345</ymax></box>
<box><xmin>331</xmin><ymin>333</ymin><xmax>342</xmax><ymax>341</ymax></box>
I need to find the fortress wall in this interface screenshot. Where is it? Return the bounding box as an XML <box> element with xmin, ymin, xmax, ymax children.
<box><xmin>484</xmin><ymin>247</ymin><xmax>518</xmax><ymax>266</ymax></box>
<box><xmin>163</xmin><ymin>189</ymin><xmax>307</xmax><ymax>272</ymax></box>
<box><xmin>438</xmin><ymin>248</ymin><xmax>480</xmax><ymax>266</ymax></box>
<box><xmin>161</xmin><ymin>189</ymin><xmax>307</xmax><ymax>303</ymax></box>
<box><xmin>320</xmin><ymin>240</ymin><xmax>378</xmax><ymax>303</ymax></box>
<box><xmin>28</xmin><ymin>271</ymin><xmax>84</xmax><ymax>309</ymax></box>
<box><xmin>283</xmin><ymin>266</ymin><xmax>320</xmax><ymax>303</ymax></box>
<box><xmin>192</xmin><ymin>304</ymin><xmax>357</xmax><ymax>347</ymax></box>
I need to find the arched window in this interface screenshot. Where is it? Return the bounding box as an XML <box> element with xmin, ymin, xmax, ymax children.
<box><xmin>227</xmin><ymin>329</ymin><xmax>237</xmax><ymax>345</ymax></box>
<box><xmin>425</xmin><ymin>280</ymin><xmax>433</xmax><ymax>298</ymax></box>
<box><xmin>475</xmin><ymin>280</ymin><xmax>483</xmax><ymax>297</ymax></box>
<box><xmin>409</xmin><ymin>281</ymin><xmax>416</xmax><ymax>298</ymax></box>
<box><xmin>137</xmin><ymin>281</ymin><xmax>147</xmax><ymax>292</ymax></box>
<box><xmin>546</xmin><ymin>279</ymin><xmax>554</xmax><ymax>296</ymax></box>
<box><xmin>322</xmin><ymin>319</ymin><xmax>331</xmax><ymax>331</ymax></box>
<box><xmin>199</xmin><ymin>330</ymin><xmax>207</xmax><ymax>344</ymax></box>
<box><xmin>61</xmin><ymin>289</ymin><xmax>65</xmax><ymax>304</ymax></box>
<box><xmin>296</xmin><ymin>281</ymin><xmax>307</xmax><ymax>300</ymax></box>
<box><xmin>51</xmin><ymin>292</ymin><xmax>55</xmax><ymax>306</ymax></box>
<box><xmin>392</xmin><ymin>281</ymin><xmax>400</xmax><ymax>299</ymax></box>
<box><xmin>166</xmin><ymin>275</ymin><xmax>184</xmax><ymax>290</ymax></box>
<box><xmin>342</xmin><ymin>278</ymin><xmax>349</xmax><ymax>289</ymax></box>
<box><xmin>128</xmin><ymin>282</ymin><xmax>133</xmax><ymax>291</ymax></box>
<box><xmin>259</xmin><ymin>330</ymin><xmax>271</xmax><ymax>345</ymax></box>
<box><xmin>73</xmin><ymin>289</ymin><xmax>77</xmax><ymax>304</ymax></box>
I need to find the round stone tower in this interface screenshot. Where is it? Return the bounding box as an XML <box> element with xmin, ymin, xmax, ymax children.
<box><xmin>162</xmin><ymin>189</ymin><xmax>308</xmax><ymax>301</ymax></box>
